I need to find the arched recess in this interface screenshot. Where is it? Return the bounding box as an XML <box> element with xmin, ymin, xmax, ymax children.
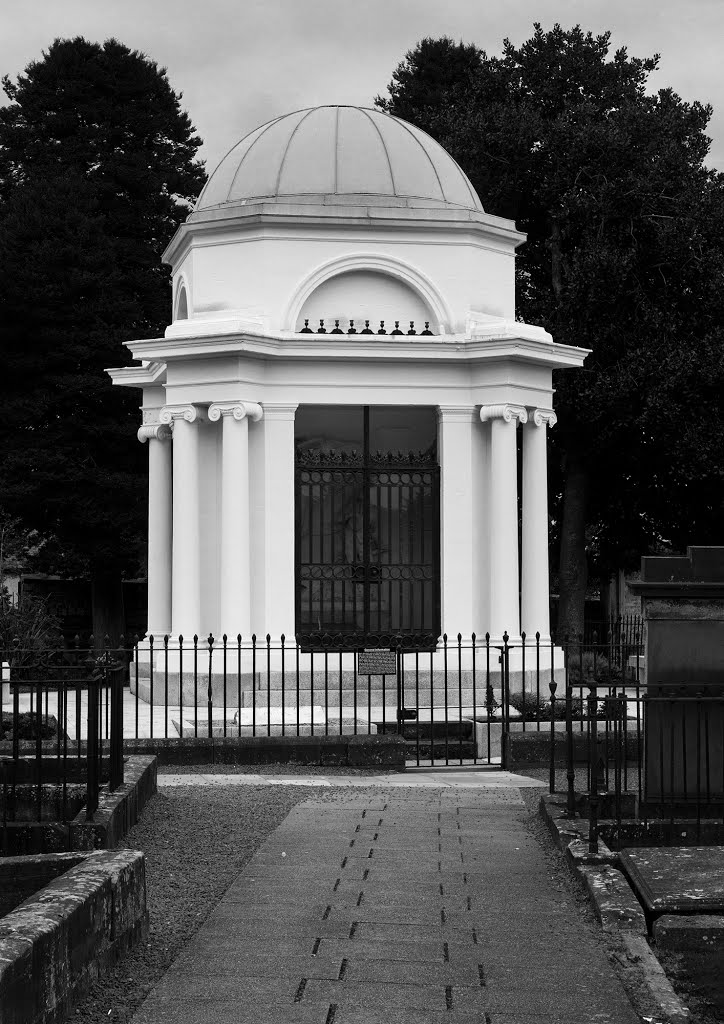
<box><xmin>174</xmin><ymin>280</ymin><xmax>189</xmax><ymax>320</ymax></box>
<box><xmin>284</xmin><ymin>254</ymin><xmax>452</xmax><ymax>334</ymax></box>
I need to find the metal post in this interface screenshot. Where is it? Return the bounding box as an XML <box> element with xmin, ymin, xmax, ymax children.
<box><xmin>86</xmin><ymin>675</ymin><xmax>99</xmax><ymax>821</ymax></box>
<box><xmin>588</xmin><ymin>680</ymin><xmax>599</xmax><ymax>854</ymax></box>
<box><xmin>207</xmin><ymin>634</ymin><xmax>214</xmax><ymax>738</ymax></box>
<box><xmin>549</xmin><ymin>681</ymin><xmax>557</xmax><ymax>794</ymax></box>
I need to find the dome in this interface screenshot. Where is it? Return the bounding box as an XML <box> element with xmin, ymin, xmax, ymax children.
<box><xmin>195</xmin><ymin>105</ymin><xmax>483</xmax><ymax>214</ymax></box>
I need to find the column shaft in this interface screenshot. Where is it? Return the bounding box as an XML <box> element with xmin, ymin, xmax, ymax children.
<box><xmin>147</xmin><ymin>433</ymin><xmax>172</xmax><ymax>636</ymax></box>
<box><xmin>167</xmin><ymin>412</ymin><xmax>202</xmax><ymax>638</ymax></box>
<box><xmin>260</xmin><ymin>405</ymin><xmax>297</xmax><ymax>640</ymax></box>
<box><xmin>480</xmin><ymin>404</ymin><xmax>527</xmax><ymax>639</ymax></box>
<box><xmin>220</xmin><ymin>413</ymin><xmax>249</xmax><ymax>638</ymax></box>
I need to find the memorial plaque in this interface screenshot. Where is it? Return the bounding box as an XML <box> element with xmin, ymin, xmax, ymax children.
<box><xmin>357</xmin><ymin>649</ymin><xmax>397</xmax><ymax>675</ymax></box>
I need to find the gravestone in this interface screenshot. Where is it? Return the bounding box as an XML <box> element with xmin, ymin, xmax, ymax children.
<box><xmin>630</xmin><ymin>547</ymin><xmax>724</xmax><ymax>806</ymax></box>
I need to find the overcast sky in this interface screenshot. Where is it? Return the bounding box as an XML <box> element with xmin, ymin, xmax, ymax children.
<box><xmin>1</xmin><ymin>0</ymin><xmax>722</xmax><ymax>177</ymax></box>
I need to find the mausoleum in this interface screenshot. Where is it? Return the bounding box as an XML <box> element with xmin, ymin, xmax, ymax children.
<box><xmin>108</xmin><ymin>105</ymin><xmax>587</xmax><ymax>655</ymax></box>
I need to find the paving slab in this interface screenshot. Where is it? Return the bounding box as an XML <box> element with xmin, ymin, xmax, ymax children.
<box><xmin>131</xmin><ymin>787</ymin><xmax>640</xmax><ymax>1024</ymax></box>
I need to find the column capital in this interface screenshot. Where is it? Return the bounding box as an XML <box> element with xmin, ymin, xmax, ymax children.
<box><xmin>262</xmin><ymin>402</ymin><xmax>298</xmax><ymax>421</ymax></box>
<box><xmin>529</xmin><ymin>408</ymin><xmax>557</xmax><ymax>428</ymax></box>
<box><xmin>208</xmin><ymin>401</ymin><xmax>263</xmax><ymax>423</ymax></box>
<box><xmin>137</xmin><ymin>424</ymin><xmax>172</xmax><ymax>443</ymax></box>
<box><xmin>479</xmin><ymin>404</ymin><xmax>528</xmax><ymax>425</ymax></box>
<box><xmin>160</xmin><ymin>404</ymin><xmax>207</xmax><ymax>425</ymax></box>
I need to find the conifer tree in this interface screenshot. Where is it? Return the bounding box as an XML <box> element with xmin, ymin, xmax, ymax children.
<box><xmin>0</xmin><ymin>38</ymin><xmax>205</xmax><ymax>639</ymax></box>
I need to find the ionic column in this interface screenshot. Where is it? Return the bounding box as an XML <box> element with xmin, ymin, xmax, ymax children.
<box><xmin>137</xmin><ymin>420</ymin><xmax>173</xmax><ymax>637</ymax></box>
<box><xmin>208</xmin><ymin>402</ymin><xmax>263</xmax><ymax>639</ymax></box>
<box><xmin>437</xmin><ymin>407</ymin><xmax>477</xmax><ymax>641</ymax></box>
<box><xmin>521</xmin><ymin>409</ymin><xmax>557</xmax><ymax>641</ymax></box>
<box><xmin>160</xmin><ymin>404</ymin><xmax>205</xmax><ymax>638</ymax></box>
<box><xmin>480</xmin><ymin>404</ymin><xmax>528</xmax><ymax>638</ymax></box>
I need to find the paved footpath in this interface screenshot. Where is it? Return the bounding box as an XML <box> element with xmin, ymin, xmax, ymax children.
<box><xmin>133</xmin><ymin>772</ymin><xmax>641</xmax><ymax>1024</ymax></box>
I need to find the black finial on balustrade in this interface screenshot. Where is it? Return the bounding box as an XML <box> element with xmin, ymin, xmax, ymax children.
<box><xmin>331</xmin><ymin>319</ymin><xmax>343</xmax><ymax>334</ymax></box>
<box><xmin>391</xmin><ymin>320</ymin><xmax>403</xmax><ymax>335</ymax></box>
<box><xmin>407</xmin><ymin>321</ymin><xmax>416</xmax><ymax>335</ymax></box>
<box><xmin>421</xmin><ymin>321</ymin><xmax>433</xmax><ymax>335</ymax></box>
<box><xmin>378</xmin><ymin>320</ymin><xmax>387</xmax><ymax>334</ymax></box>
<box><xmin>361</xmin><ymin>320</ymin><xmax>373</xmax><ymax>334</ymax></box>
<box><xmin>317</xmin><ymin>319</ymin><xmax>327</xmax><ymax>334</ymax></box>
<box><xmin>348</xmin><ymin>319</ymin><xmax>357</xmax><ymax>334</ymax></box>
<box><xmin>300</xmin><ymin>318</ymin><xmax>313</xmax><ymax>333</ymax></box>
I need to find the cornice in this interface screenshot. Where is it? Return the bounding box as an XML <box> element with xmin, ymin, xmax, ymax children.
<box><xmin>105</xmin><ymin>360</ymin><xmax>166</xmax><ymax>387</ymax></box>
<box><xmin>124</xmin><ymin>331</ymin><xmax>589</xmax><ymax>371</ymax></box>
<box><xmin>163</xmin><ymin>204</ymin><xmax>526</xmax><ymax>266</ymax></box>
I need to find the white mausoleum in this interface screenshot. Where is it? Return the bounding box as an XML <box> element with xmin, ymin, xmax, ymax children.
<box><xmin>108</xmin><ymin>105</ymin><xmax>587</xmax><ymax>652</ymax></box>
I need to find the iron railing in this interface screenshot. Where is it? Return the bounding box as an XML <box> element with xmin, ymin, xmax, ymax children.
<box><xmin>1</xmin><ymin>638</ymin><xmax>125</xmax><ymax>853</ymax></box>
<box><xmin>550</xmin><ymin>639</ymin><xmax>724</xmax><ymax>850</ymax></box>
<box><xmin>115</xmin><ymin>631</ymin><xmax>573</xmax><ymax>766</ymax></box>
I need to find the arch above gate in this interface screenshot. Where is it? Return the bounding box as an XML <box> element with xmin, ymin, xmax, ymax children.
<box><xmin>283</xmin><ymin>253</ymin><xmax>452</xmax><ymax>334</ymax></box>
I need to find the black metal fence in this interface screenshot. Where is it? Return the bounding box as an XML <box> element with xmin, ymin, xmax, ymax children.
<box><xmin>1</xmin><ymin>638</ymin><xmax>125</xmax><ymax>853</ymax></box>
<box><xmin>122</xmin><ymin>630</ymin><xmax>576</xmax><ymax>765</ymax></box>
<box><xmin>549</xmin><ymin>638</ymin><xmax>724</xmax><ymax>849</ymax></box>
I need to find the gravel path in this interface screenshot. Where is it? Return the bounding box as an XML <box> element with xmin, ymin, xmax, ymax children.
<box><xmin>68</xmin><ymin>784</ymin><xmax>320</xmax><ymax>1023</ymax></box>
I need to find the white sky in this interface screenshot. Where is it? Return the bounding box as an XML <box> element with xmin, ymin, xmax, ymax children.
<box><xmin>1</xmin><ymin>0</ymin><xmax>722</xmax><ymax>175</ymax></box>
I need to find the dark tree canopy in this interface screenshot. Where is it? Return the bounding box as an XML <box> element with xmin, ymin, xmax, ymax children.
<box><xmin>0</xmin><ymin>37</ymin><xmax>205</xmax><ymax>634</ymax></box>
<box><xmin>0</xmin><ymin>36</ymin><xmax>205</xmax><ymax>335</ymax></box>
<box><xmin>378</xmin><ymin>25</ymin><xmax>724</xmax><ymax>635</ymax></box>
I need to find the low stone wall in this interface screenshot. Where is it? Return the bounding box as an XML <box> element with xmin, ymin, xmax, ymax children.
<box><xmin>505</xmin><ymin>728</ymin><xmax>640</xmax><ymax>765</ymax></box>
<box><xmin>2</xmin><ymin>756</ymin><xmax>157</xmax><ymax>856</ymax></box>
<box><xmin>123</xmin><ymin>733</ymin><xmax>407</xmax><ymax>769</ymax></box>
<box><xmin>0</xmin><ymin>849</ymin><xmax>148</xmax><ymax>1024</ymax></box>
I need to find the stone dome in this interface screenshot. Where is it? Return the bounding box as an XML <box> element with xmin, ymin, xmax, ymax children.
<box><xmin>195</xmin><ymin>105</ymin><xmax>483</xmax><ymax>214</ymax></box>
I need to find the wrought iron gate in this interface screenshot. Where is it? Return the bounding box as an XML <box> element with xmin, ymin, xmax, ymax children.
<box><xmin>295</xmin><ymin>423</ymin><xmax>440</xmax><ymax>649</ymax></box>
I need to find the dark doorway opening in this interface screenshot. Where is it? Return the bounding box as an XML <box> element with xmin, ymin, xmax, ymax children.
<box><xmin>295</xmin><ymin>406</ymin><xmax>440</xmax><ymax>649</ymax></box>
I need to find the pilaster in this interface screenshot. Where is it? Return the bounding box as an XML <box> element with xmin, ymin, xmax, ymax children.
<box><xmin>521</xmin><ymin>409</ymin><xmax>556</xmax><ymax>641</ymax></box>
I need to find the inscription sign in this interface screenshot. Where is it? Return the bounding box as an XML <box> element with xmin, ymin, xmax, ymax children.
<box><xmin>357</xmin><ymin>649</ymin><xmax>397</xmax><ymax>675</ymax></box>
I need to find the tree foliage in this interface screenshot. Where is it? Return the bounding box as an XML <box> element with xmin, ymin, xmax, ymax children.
<box><xmin>0</xmin><ymin>38</ymin><xmax>205</xmax><ymax>611</ymax></box>
<box><xmin>377</xmin><ymin>25</ymin><xmax>724</xmax><ymax>634</ymax></box>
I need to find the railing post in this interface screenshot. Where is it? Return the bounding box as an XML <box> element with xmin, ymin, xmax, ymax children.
<box><xmin>588</xmin><ymin>680</ymin><xmax>599</xmax><ymax>854</ymax></box>
<box><xmin>207</xmin><ymin>634</ymin><xmax>215</xmax><ymax>738</ymax></box>
<box><xmin>86</xmin><ymin>671</ymin><xmax>99</xmax><ymax>821</ymax></box>
<box><xmin>549</xmin><ymin>681</ymin><xmax>557</xmax><ymax>794</ymax></box>
<box><xmin>108</xmin><ymin>644</ymin><xmax>124</xmax><ymax>792</ymax></box>
<box><xmin>564</xmin><ymin>636</ymin><xmax>575</xmax><ymax>817</ymax></box>
<box><xmin>501</xmin><ymin>632</ymin><xmax>510</xmax><ymax>769</ymax></box>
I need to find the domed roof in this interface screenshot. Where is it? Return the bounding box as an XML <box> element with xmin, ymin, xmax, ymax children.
<box><xmin>195</xmin><ymin>105</ymin><xmax>483</xmax><ymax>214</ymax></box>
